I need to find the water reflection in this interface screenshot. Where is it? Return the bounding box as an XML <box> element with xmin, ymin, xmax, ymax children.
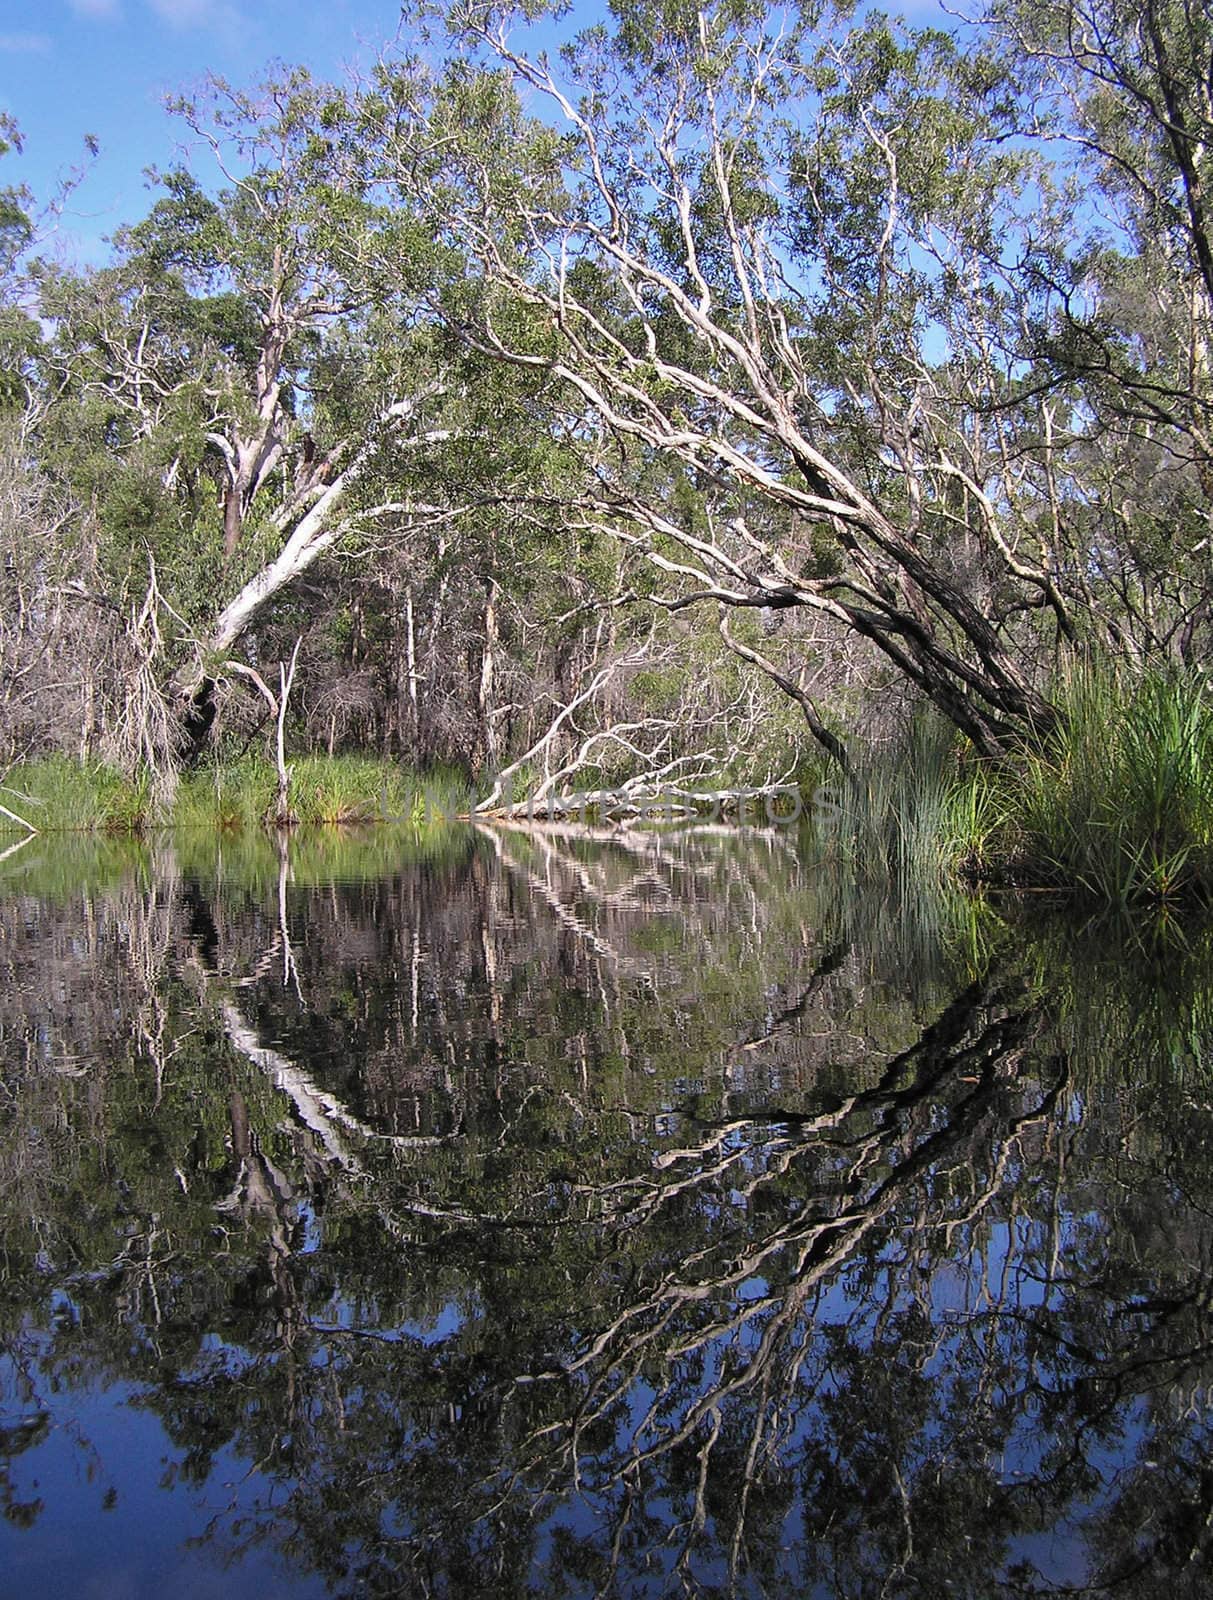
<box><xmin>1</xmin><ymin>824</ymin><xmax>1212</xmax><ymax>1597</ymax></box>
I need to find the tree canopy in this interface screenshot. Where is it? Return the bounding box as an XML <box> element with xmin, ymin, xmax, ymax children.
<box><xmin>2</xmin><ymin>0</ymin><xmax>1210</xmax><ymax>800</ymax></box>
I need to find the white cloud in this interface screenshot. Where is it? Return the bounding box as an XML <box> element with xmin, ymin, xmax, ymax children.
<box><xmin>147</xmin><ymin>0</ymin><xmax>235</xmax><ymax>25</ymax></box>
<box><xmin>0</xmin><ymin>33</ymin><xmax>52</xmax><ymax>52</ymax></box>
<box><xmin>143</xmin><ymin>0</ymin><xmax>246</xmax><ymax>53</ymax></box>
<box><xmin>68</xmin><ymin>0</ymin><xmax>123</xmax><ymax>19</ymax></box>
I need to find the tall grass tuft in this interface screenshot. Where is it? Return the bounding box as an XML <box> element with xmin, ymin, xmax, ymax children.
<box><xmin>0</xmin><ymin>756</ymin><xmax>150</xmax><ymax>834</ymax></box>
<box><xmin>1003</xmin><ymin>666</ymin><xmax>1213</xmax><ymax>904</ymax></box>
<box><xmin>3</xmin><ymin>754</ymin><xmax>473</xmax><ymax>836</ymax></box>
<box><xmin>173</xmin><ymin>756</ymin><xmax>472</xmax><ymax>829</ymax></box>
<box><xmin>284</xmin><ymin>756</ymin><xmax>471</xmax><ymax>826</ymax></box>
<box><xmin>820</xmin><ymin>713</ymin><xmax>961</xmax><ymax>890</ymax></box>
<box><xmin>815</xmin><ymin>668</ymin><xmax>1213</xmax><ymax>905</ymax></box>
<box><xmin>173</xmin><ymin>757</ymin><xmax>279</xmax><ymax>831</ymax></box>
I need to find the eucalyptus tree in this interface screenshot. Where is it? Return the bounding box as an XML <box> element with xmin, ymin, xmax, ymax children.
<box><xmin>381</xmin><ymin>1</ymin><xmax>1051</xmax><ymax>762</ymax></box>
<box><xmin>25</xmin><ymin>67</ymin><xmax>671</xmax><ymax>779</ymax></box>
<box><xmin>0</xmin><ymin>120</ymin><xmax>103</xmax><ymax>774</ymax></box>
<box><xmin>980</xmin><ymin>0</ymin><xmax>1213</xmax><ymax>664</ymax></box>
<box><xmin>0</xmin><ymin>115</ymin><xmax>38</xmax><ymax>414</ymax></box>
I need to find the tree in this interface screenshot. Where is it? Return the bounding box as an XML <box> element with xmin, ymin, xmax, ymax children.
<box><xmin>980</xmin><ymin>0</ymin><xmax>1213</xmax><ymax>664</ymax></box>
<box><xmin>386</xmin><ymin>0</ymin><xmax>1213</xmax><ymax>766</ymax></box>
<box><xmin>30</xmin><ymin>69</ymin><xmax>480</xmax><ymax>763</ymax></box>
<box><xmin>0</xmin><ymin>114</ymin><xmax>39</xmax><ymax>415</ymax></box>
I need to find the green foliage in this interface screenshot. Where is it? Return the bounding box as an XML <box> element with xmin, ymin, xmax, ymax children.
<box><xmin>819</xmin><ymin>671</ymin><xmax>1213</xmax><ymax>905</ymax></box>
<box><xmin>1</xmin><ymin>756</ymin><xmax>471</xmax><ymax>837</ymax></box>
<box><xmin>0</xmin><ymin>117</ymin><xmax>37</xmax><ymax>412</ymax></box>
<box><xmin>0</xmin><ymin>113</ymin><xmax>32</xmax><ymax>276</ymax></box>
<box><xmin>120</xmin><ymin>167</ymin><xmax>232</xmax><ymax>285</ymax></box>
<box><xmin>992</xmin><ymin>667</ymin><xmax>1213</xmax><ymax>904</ymax></box>
<box><xmin>282</xmin><ymin>755</ymin><xmax>470</xmax><ymax>826</ymax></box>
<box><xmin>173</xmin><ymin>756</ymin><xmax>279</xmax><ymax>831</ymax></box>
<box><xmin>1</xmin><ymin>756</ymin><xmax>150</xmax><ymax>834</ymax></box>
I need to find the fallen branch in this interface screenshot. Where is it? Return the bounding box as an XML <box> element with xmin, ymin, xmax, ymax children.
<box><xmin>0</xmin><ymin>797</ymin><xmax>38</xmax><ymax>835</ymax></box>
<box><xmin>479</xmin><ymin>781</ymin><xmax>804</xmax><ymax>824</ymax></box>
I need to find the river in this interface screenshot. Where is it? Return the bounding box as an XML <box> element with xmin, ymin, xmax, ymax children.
<box><xmin>0</xmin><ymin>822</ymin><xmax>1209</xmax><ymax>1597</ymax></box>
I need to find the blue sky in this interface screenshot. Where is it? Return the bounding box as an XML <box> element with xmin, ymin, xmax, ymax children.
<box><xmin>1</xmin><ymin>0</ymin><xmax>404</xmax><ymax>262</ymax></box>
<box><xmin>2</xmin><ymin>0</ymin><xmax>952</xmax><ymax>266</ymax></box>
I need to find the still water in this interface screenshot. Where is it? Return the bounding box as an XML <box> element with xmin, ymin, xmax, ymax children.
<box><xmin>0</xmin><ymin>821</ymin><xmax>1211</xmax><ymax>1598</ymax></box>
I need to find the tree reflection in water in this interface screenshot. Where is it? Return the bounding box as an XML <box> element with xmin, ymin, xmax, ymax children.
<box><xmin>0</xmin><ymin>824</ymin><xmax>1212</xmax><ymax>1597</ymax></box>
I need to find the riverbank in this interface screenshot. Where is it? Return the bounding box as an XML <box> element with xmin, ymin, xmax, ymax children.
<box><xmin>6</xmin><ymin>667</ymin><xmax>1213</xmax><ymax>907</ymax></box>
<box><xmin>832</xmin><ymin>670</ymin><xmax>1213</xmax><ymax>907</ymax></box>
<box><xmin>0</xmin><ymin>755</ymin><xmax>471</xmax><ymax>834</ymax></box>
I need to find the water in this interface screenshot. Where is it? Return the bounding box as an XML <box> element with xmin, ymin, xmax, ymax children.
<box><xmin>0</xmin><ymin>822</ymin><xmax>1211</xmax><ymax>1597</ymax></box>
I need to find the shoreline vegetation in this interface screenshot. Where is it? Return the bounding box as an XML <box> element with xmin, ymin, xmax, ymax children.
<box><xmin>4</xmin><ymin>3</ymin><xmax>1212</xmax><ymax>925</ymax></box>
<box><xmin>822</xmin><ymin>667</ymin><xmax>1213</xmax><ymax>909</ymax></box>
<box><xmin>5</xmin><ymin>667</ymin><xmax>1213</xmax><ymax>908</ymax></box>
<box><xmin>0</xmin><ymin>754</ymin><xmax>472</xmax><ymax>835</ymax></box>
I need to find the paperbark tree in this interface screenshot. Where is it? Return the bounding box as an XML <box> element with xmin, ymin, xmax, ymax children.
<box><xmin>379</xmin><ymin>4</ymin><xmax>1057</xmax><ymax>761</ymax></box>
<box><xmin>980</xmin><ymin>0</ymin><xmax>1213</xmax><ymax>664</ymax></box>
<box><xmin>390</xmin><ymin>0</ymin><xmax>1213</xmax><ymax>763</ymax></box>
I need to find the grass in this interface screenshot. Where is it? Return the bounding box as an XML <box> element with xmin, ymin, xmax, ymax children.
<box><xmin>1</xmin><ymin>755</ymin><xmax>151</xmax><ymax>834</ymax></box>
<box><xmin>284</xmin><ymin>755</ymin><xmax>470</xmax><ymax>826</ymax></box>
<box><xmin>174</xmin><ymin>755</ymin><xmax>471</xmax><ymax>829</ymax></box>
<box><xmin>0</xmin><ymin>754</ymin><xmax>473</xmax><ymax>835</ymax></box>
<box><xmin>964</xmin><ymin>667</ymin><xmax>1213</xmax><ymax>905</ymax></box>
<box><xmin>9</xmin><ymin>666</ymin><xmax>1213</xmax><ymax>908</ymax></box>
<box><xmin>815</xmin><ymin>666</ymin><xmax>1213</xmax><ymax>907</ymax></box>
<box><xmin>817</xmin><ymin>713</ymin><xmax>960</xmax><ymax>889</ymax></box>
<box><xmin>172</xmin><ymin>756</ymin><xmax>276</xmax><ymax>832</ymax></box>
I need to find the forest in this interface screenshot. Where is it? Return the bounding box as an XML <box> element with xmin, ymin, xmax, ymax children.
<box><xmin>2</xmin><ymin>0</ymin><xmax>1212</xmax><ymax>901</ymax></box>
<box><xmin>6</xmin><ymin>5</ymin><xmax>1213</xmax><ymax>1586</ymax></box>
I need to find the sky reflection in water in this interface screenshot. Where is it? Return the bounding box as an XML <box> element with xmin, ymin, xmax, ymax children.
<box><xmin>0</xmin><ymin>823</ymin><xmax>1211</xmax><ymax>1598</ymax></box>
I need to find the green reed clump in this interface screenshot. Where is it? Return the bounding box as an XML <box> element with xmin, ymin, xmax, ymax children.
<box><xmin>822</xmin><ymin>713</ymin><xmax>962</xmax><ymax>888</ymax></box>
<box><xmin>0</xmin><ymin>754</ymin><xmax>473</xmax><ymax>835</ymax></box>
<box><xmin>1001</xmin><ymin>667</ymin><xmax>1213</xmax><ymax>904</ymax></box>
<box><xmin>285</xmin><ymin>756</ymin><xmax>471</xmax><ymax>826</ymax></box>
<box><xmin>174</xmin><ymin>755</ymin><xmax>472</xmax><ymax>828</ymax></box>
<box><xmin>173</xmin><ymin>757</ymin><xmax>279</xmax><ymax>830</ymax></box>
<box><xmin>815</xmin><ymin>669</ymin><xmax>1213</xmax><ymax>905</ymax></box>
<box><xmin>0</xmin><ymin>756</ymin><xmax>151</xmax><ymax>834</ymax></box>
<box><xmin>283</xmin><ymin>755</ymin><xmax>412</xmax><ymax>825</ymax></box>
